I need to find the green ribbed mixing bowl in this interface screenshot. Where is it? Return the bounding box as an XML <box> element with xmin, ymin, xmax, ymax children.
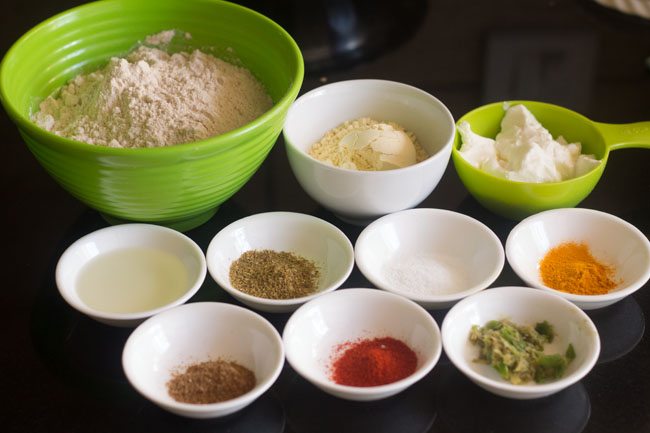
<box><xmin>0</xmin><ymin>0</ymin><xmax>304</xmax><ymax>231</ymax></box>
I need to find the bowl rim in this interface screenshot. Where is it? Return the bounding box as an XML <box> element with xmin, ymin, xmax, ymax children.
<box><xmin>282</xmin><ymin>288</ymin><xmax>443</xmax><ymax>397</ymax></box>
<box><xmin>450</xmin><ymin>100</ymin><xmax>609</xmax><ymax>187</ymax></box>
<box><xmin>55</xmin><ymin>223</ymin><xmax>207</xmax><ymax>322</ymax></box>
<box><xmin>0</xmin><ymin>0</ymin><xmax>304</xmax><ymax>154</ymax></box>
<box><xmin>121</xmin><ymin>301</ymin><xmax>285</xmax><ymax>414</ymax></box>
<box><xmin>505</xmin><ymin>207</ymin><xmax>650</xmax><ymax>303</ymax></box>
<box><xmin>354</xmin><ymin>208</ymin><xmax>505</xmax><ymax>303</ymax></box>
<box><xmin>206</xmin><ymin>211</ymin><xmax>355</xmax><ymax>307</ymax></box>
<box><xmin>441</xmin><ymin>286</ymin><xmax>601</xmax><ymax>396</ymax></box>
<box><xmin>282</xmin><ymin>78</ymin><xmax>456</xmax><ymax>175</ymax></box>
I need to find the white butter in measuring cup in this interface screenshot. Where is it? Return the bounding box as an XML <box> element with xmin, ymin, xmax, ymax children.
<box><xmin>458</xmin><ymin>104</ymin><xmax>600</xmax><ymax>182</ymax></box>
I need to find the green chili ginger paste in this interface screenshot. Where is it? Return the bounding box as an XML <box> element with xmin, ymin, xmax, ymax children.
<box><xmin>469</xmin><ymin>319</ymin><xmax>576</xmax><ymax>384</ymax></box>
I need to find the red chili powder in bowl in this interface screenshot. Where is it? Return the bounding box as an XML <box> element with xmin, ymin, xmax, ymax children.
<box><xmin>329</xmin><ymin>336</ymin><xmax>418</xmax><ymax>387</ymax></box>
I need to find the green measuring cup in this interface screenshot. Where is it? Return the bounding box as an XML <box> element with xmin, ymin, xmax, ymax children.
<box><xmin>451</xmin><ymin>100</ymin><xmax>650</xmax><ymax>220</ymax></box>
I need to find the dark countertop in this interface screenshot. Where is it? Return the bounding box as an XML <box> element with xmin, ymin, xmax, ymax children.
<box><xmin>2</xmin><ymin>1</ymin><xmax>650</xmax><ymax>432</ymax></box>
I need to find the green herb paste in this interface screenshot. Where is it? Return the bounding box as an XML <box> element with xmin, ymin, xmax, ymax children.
<box><xmin>468</xmin><ymin>319</ymin><xmax>576</xmax><ymax>385</ymax></box>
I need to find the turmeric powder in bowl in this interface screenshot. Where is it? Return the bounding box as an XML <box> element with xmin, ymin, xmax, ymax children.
<box><xmin>539</xmin><ymin>242</ymin><xmax>620</xmax><ymax>295</ymax></box>
<box><xmin>505</xmin><ymin>208</ymin><xmax>650</xmax><ymax>310</ymax></box>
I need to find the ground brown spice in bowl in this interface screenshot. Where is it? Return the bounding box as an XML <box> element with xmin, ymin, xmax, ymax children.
<box><xmin>166</xmin><ymin>358</ymin><xmax>256</xmax><ymax>404</ymax></box>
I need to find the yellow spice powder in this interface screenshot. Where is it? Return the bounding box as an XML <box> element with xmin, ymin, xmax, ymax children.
<box><xmin>539</xmin><ymin>241</ymin><xmax>620</xmax><ymax>295</ymax></box>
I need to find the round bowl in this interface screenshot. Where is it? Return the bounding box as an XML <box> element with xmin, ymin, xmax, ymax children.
<box><xmin>355</xmin><ymin>208</ymin><xmax>505</xmax><ymax>309</ymax></box>
<box><xmin>283</xmin><ymin>288</ymin><xmax>442</xmax><ymax>401</ymax></box>
<box><xmin>56</xmin><ymin>223</ymin><xmax>206</xmax><ymax>327</ymax></box>
<box><xmin>206</xmin><ymin>212</ymin><xmax>355</xmax><ymax>313</ymax></box>
<box><xmin>0</xmin><ymin>0</ymin><xmax>303</xmax><ymax>231</ymax></box>
<box><xmin>451</xmin><ymin>101</ymin><xmax>608</xmax><ymax>221</ymax></box>
<box><xmin>441</xmin><ymin>286</ymin><xmax>600</xmax><ymax>400</ymax></box>
<box><xmin>283</xmin><ymin>79</ymin><xmax>455</xmax><ymax>224</ymax></box>
<box><xmin>506</xmin><ymin>208</ymin><xmax>650</xmax><ymax>310</ymax></box>
<box><xmin>122</xmin><ymin>302</ymin><xmax>284</xmax><ymax>419</ymax></box>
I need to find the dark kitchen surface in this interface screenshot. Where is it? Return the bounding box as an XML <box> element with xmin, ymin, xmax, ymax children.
<box><xmin>3</xmin><ymin>1</ymin><xmax>650</xmax><ymax>432</ymax></box>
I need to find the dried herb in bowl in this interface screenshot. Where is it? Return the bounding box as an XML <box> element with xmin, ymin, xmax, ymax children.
<box><xmin>229</xmin><ymin>249</ymin><xmax>320</xmax><ymax>299</ymax></box>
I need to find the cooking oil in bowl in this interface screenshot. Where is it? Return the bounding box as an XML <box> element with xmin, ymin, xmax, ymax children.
<box><xmin>76</xmin><ymin>247</ymin><xmax>189</xmax><ymax>314</ymax></box>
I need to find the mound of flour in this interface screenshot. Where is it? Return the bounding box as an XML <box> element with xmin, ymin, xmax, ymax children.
<box><xmin>33</xmin><ymin>36</ymin><xmax>272</xmax><ymax>148</ymax></box>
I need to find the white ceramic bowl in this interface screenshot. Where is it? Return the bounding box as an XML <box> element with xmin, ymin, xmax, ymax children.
<box><xmin>283</xmin><ymin>79</ymin><xmax>456</xmax><ymax>224</ymax></box>
<box><xmin>442</xmin><ymin>286</ymin><xmax>600</xmax><ymax>400</ymax></box>
<box><xmin>206</xmin><ymin>212</ymin><xmax>354</xmax><ymax>313</ymax></box>
<box><xmin>56</xmin><ymin>223</ymin><xmax>206</xmax><ymax>327</ymax></box>
<box><xmin>283</xmin><ymin>288</ymin><xmax>442</xmax><ymax>401</ymax></box>
<box><xmin>355</xmin><ymin>208</ymin><xmax>505</xmax><ymax>309</ymax></box>
<box><xmin>122</xmin><ymin>302</ymin><xmax>284</xmax><ymax>419</ymax></box>
<box><xmin>506</xmin><ymin>208</ymin><xmax>650</xmax><ymax>310</ymax></box>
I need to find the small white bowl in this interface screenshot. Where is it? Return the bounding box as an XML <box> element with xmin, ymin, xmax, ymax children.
<box><xmin>506</xmin><ymin>208</ymin><xmax>650</xmax><ymax>310</ymax></box>
<box><xmin>442</xmin><ymin>286</ymin><xmax>600</xmax><ymax>400</ymax></box>
<box><xmin>206</xmin><ymin>212</ymin><xmax>354</xmax><ymax>313</ymax></box>
<box><xmin>283</xmin><ymin>288</ymin><xmax>442</xmax><ymax>401</ymax></box>
<box><xmin>283</xmin><ymin>79</ymin><xmax>455</xmax><ymax>224</ymax></box>
<box><xmin>122</xmin><ymin>302</ymin><xmax>284</xmax><ymax>419</ymax></box>
<box><xmin>355</xmin><ymin>208</ymin><xmax>505</xmax><ymax>309</ymax></box>
<box><xmin>56</xmin><ymin>223</ymin><xmax>206</xmax><ymax>327</ymax></box>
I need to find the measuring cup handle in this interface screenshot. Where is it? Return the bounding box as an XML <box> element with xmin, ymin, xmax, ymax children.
<box><xmin>594</xmin><ymin>121</ymin><xmax>650</xmax><ymax>151</ymax></box>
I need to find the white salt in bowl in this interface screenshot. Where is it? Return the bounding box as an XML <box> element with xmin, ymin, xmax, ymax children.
<box><xmin>441</xmin><ymin>286</ymin><xmax>600</xmax><ymax>400</ymax></box>
<box><xmin>354</xmin><ymin>208</ymin><xmax>505</xmax><ymax>309</ymax></box>
<box><xmin>56</xmin><ymin>223</ymin><xmax>206</xmax><ymax>327</ymax></box>
<box><xmin>506</xmin><ymin>208</ymin><xmax>650</xmax><ymax>310</ymax></box>
<box><xmin>122</xmin><ymin>302</ymin><xmax>284</xmax><ymax>419</ymax></box>
<box><xmin>283</xmin><ymin>79</ymin><xmax>456</xmax><ymax>225</ymax></box>
<box><xmin>206</xmin><ymin>211</ymin><xmax>354</xmax><ymax>313</ymax></box>
<box><xmin>283</xmin><ymin>288</ymin><xmax>442</xmax><ymax>401</ymax></box>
